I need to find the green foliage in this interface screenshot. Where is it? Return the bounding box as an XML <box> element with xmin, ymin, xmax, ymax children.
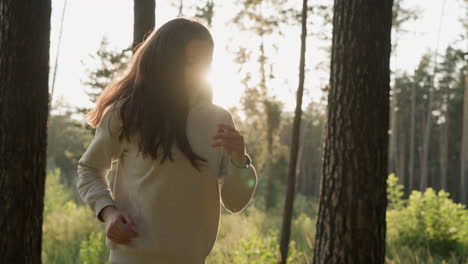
<box><xmin>42</xmin><ymin>168</ymin><xmax>107</xmax><ymax>264</ymax></box>
<box><xmin>79</xmin><ymin>232</ymin><xmax>107</xmax><ymax>264</ymax></box>
<box><xmin>207</xmin><ymin>202</ymin><xmax>314</xmax><ymax>264</ymax></box>
<box><xmin>386</xmin><ymin>174</ymin><xmax>468</xmax><ymax>260</ymax></box>
<box><xmin>227</xmin><ymin>229</ymin><xmax>301</xmax><ymax>264</ymax></box>
<box><xmin>392</xmin><ymin>0</ymin><xmax>420</xmax><ymax>34</ymax></box>
<box><xmin>47</xmin><ymin>99</ymin><xmax>94</xmax><ymax>202</ymax></box>
<box><xmin>387</xmin><ymin>173</ymin><xmax>406</xmax><ymax>210</ymax></box>
<box><xmin>43</xmin><ymin>168</ymin><xmax>73</xmax><ymax>216</ymax></box>
<box><xmin>82</xmin><ymin>37</ymin><xmax>131</xmax><ymax>103</ymax></box>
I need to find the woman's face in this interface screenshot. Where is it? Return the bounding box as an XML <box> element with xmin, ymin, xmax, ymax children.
<box><xmin>183</xmin><ymin>39</ymin><xmax>213</xmax><ymax>95</ymax></box>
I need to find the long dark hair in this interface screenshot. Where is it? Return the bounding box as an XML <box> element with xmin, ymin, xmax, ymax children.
<box><xmin>85</xmin><ymin>17</ymin><xmax>214</xmax><ymax>172</ymax></box>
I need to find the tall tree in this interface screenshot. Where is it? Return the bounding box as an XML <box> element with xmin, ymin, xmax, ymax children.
<box><xmin>460</xmin><ymin>11</ymin><xmax>468</xmax><ymax>205</ymax></box>
<box><xmin>419</xmin><ymin>0</ymin><xmax>447</xmax><ymax>191</ymax></box>
<box><xmin>461</xmin><ymin>67</ymin><xmax>468</xmax><ymax>204</ymax></box>
<box><xmin>49</xmin><ymin>0</ymin><xmax>68</xmax><ymax>105</ymax></box>
<box><xmin>442</xmin><ymin>49</ymin><xmax>465</xmax><ymax>202</ymax></box>
<box><xmin>437</xmin><ymin>46</ymin><xmax>458</xmax><ymax>191</ymax></box>
<box><xmin>391</xmin><ymin>72</ymin><xmax>414</xmax><ymax>195</ymax></box>
<box><xmin>133</xmin><ymin>0</ymin><xmax>156</xmax><ymax>51</ymax></box>
<box><xmin>313</xmin><ymin>0</ymin><xmax>393</xmax><ymax>263</ymax></box>
<box><xmin>0</xmin><ymin>0</ymin><xmax>51</xmax><ymax>262</ymax></box>
<box><xmin>47</xmin><ymin>99</ymin><xmax>94</xmax><ymax>203</ymax></box>
<box><xmin>388</xmin><ymin>0</ymin><xmax>419</xmax><ymax>185</ymax></box>
<box><xmin>419</xmin><ymin>69</ymin><xmax>435</xmax><ymax>190</ymax></box>
<box><xmin>278</xmin><ymin>0</ymin><xmax>307</xmax><ymax>262</ymax></box>
<box><xmin>295</xmin><ymin>102</ymin><xmax>325</xmax><ymax>197</ymax></box>
<box><xmin>409</xmin><ymin>72</ymin><xmax>416</xmax><ymax>191</ymax></box>
<box><xmin>411</xmin><ymin>54</ymin><xmax>432</xmax><ymax>191</ymax></box>
<box><xmin>82</xmin><ymin>38</ymin><xmax>132</xmax><ymax>105</ymax></box>
<box><xmin>390</xmin><ymin>46</ymin><xmax>465</xmax><ymax>202</ymax></box>
<box><xmin>231</xmin><ymin>0</ymin><xmax>286</xmax><ymax>211</ymax></box>
<box><xmin>388</xmin><ymin>70</ymin><xmax>414</xmax><ymax>195</ymax></box>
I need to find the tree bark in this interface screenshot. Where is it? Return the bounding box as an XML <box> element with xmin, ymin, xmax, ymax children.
<box><xmin>297</xmin><ymin>141</ymin><xmax>305</xmax><ymax>194</ymax></box>
<box><xmin>440</xmin><ymin>96</ymin><xmax>449</xmax><ymax>191</ymax></box>
<box><xmin>278</xmin><ymin>0</ymin><xmax>307</xmax><ymax>262</ymax></box>
<box><xmin>313</xmin><ymin>1</ymin><xmax>393</xmax><ymax>263</ymax></box>
<box><xmin>133</xmin><ymin>0</ymin><xmax>155</xmax><ymax>51</ymax></box>
<box><xmin>389</xmin><ymin>89</ymin><xmax>398</xmax><ymax>175</ymax></box>
<box><xmin>398</xmin><ymin>127</ymin><xmax>406</xmax><ymax>187</ymax></box>
<box><xmin>388</xmin><ymin>0</ymin><xmax>400</xmax><ymax>178</ymax></box>
<box><xmin>420</xmin><ymin>84</ymin><xmax>433</xmax><ymax>191</ymax></box>
<box><xmin>409</xmin><ymin>82</ymin><xmax>416</xmax><ymax>192</ymax></box>
<box><xmin>0</xmin><ymin>0</ymin><xmax>51</xmax><ymax>263</ymax></box>
<box><xmin>461</xmin><ymin>74</ymin><xmax>468</xmax><ymax>204</ymax></box>
<box><xmin>264</xmin><ymin>101</ymin><xmax>275</xmax><ymax>211</ymax></box>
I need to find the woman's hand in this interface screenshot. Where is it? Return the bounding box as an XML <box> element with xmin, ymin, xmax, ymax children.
<box><xmin>102</xmin><ymin>206</ymin><xmax>139</xmax><ymax>245</ymax></box>
<box><xmin>211</xmin><ymin>123</ymin><xmax>247</xmax><ymax>166</ymax></box>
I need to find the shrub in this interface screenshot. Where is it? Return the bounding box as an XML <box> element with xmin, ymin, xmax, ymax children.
<box><xmin>42</xmin><ymin>168</ymin><xmax>106</xmax><ymax>264</ymax></box>
<box><xmin>207</xmin><ymin>201</ymin><xmax>315</xmax><ymax>264</ymax></box>
<box><xmin>208</xmin><ymin>227</ymin><xmax>304</xmax><ymax>264</ymax></box>
<box><xmin>386</xmin><ymin>174</ymin><xmax>468</xmax><ymax>260</ymax></box>
<box><xmin>79</xmin><ymin>231</ymin><xmax>108</xmax><ymax>264</ymax></box>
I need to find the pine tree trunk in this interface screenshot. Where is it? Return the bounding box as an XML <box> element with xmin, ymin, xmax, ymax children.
<box><xmin>313</xmin><ymin>1</ymin><xmax>393</xmax><ymax>263</ymax></box>
<box><xmin>0</xmin><ymin>0</ymin><xmax>51</xmax><ymax>262</ymax></box>
<box><xmin>263</xmin><ymin>104</ymin><xmax>277</xmax><ymax>211</ymax></box>
<box><xmin>420</xmin><ymin>87</ymin><xmax>433</xmax><ymax>191</ymax></box>
<box><xmin>297</xmin><ymin>142</ymin><xmax>305</xmax><ymax>194</ymax></box>
<box><xmin>409</xmin><ymin>83</ymin><xmax>416</xmax><ymax>192</ymax></box>
<box><xmin>278</xmin><ymin>0</ymin><xmax>307</xmax><ymax>262</ymax></box>
<box><xmin>440</xmin><ymin>97</ymin><xmax>449</xmax><ymax>191</ymax></box>
<box><xmin>461</xmin><ymin>75</ymin><xmax>468</xmax><ymax>204</ymax></box>
<box><xmin>389</xmin><ymin>91</ymin><xmax>398</xmax><ymax>174</ymax></box>
<box><xmin>398</xmin><ymin>129</ymin><xmax>406</xmax><ymax>187</ymax></box>
<box><xmin>133</xmin><ymin>0</ymin><xmax>155</xmax><ymax>50</ymax></box>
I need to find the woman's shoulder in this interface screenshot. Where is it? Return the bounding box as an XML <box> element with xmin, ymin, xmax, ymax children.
<box><xmin>97</xmin><ymin>101</ymin><xmax>125</xmax><ymax>135</ymax></box>
<box><xmin>207</xmin><ymin>103</ymin><xmax>236</xmax><ymax>127</ymax></box>
<box><xmin>209</xmin><ymin>103</ymin><xmax>232</xmax><ymax>118</ymax></box>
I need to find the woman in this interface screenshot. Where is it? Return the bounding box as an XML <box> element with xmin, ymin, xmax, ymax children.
<box><xmin>76</xmin><ymin>18</ymin><xmax>258</xmax><ymax>264</ymax></box>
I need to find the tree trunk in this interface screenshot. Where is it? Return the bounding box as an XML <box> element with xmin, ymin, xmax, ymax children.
<box><xmin>388</xmin><ymin>0</ymin><xmax>400</xmax><ymax>177</ymax></box>
<box><xmin>133</xmin><ymin>0</ymin><xmax>155</xmax><ymax>51</ymax></box>
<box><xmin>278</xmin><ymin>0</ymin><xmax>307</xmax><ymax>262</ymax></box>
<box><xmin>398</xmin><ymin>128</ymin><xmax>406</xmax><ymax>187</ymax></box>
<box><xmin>389</xmin><ymin>90</ymin><xmax>398</xmax><ymax>174</ymax></box>
<box><xmin>420</xmin><ymin>84</ymin><xmax>433</xmax><ymax>191</ymax></box>
<box><xmin>297</xmin><ymin>141</ymin><xmax>305</xmax><ymax>194</ymax></box>
<box><xmin>409</xmin><ymin>82</ymin><xmax>416</xmax><ymax>192</ymax></box>
<box><xmin>49</xmin><ymin>0</ymin><xmax>67</xmax><ymax>102</ymax></box>
<box><xmin>440</xmin><ymin>97</ymin><xmax>449</xmax><ymax>191</ymax></box>
<box><xmin>0</xmin><ymin>0</ymin><xmax>51</xmax><ymax>263</ymax></box>
<box><xmin>313</xmin><ymin>1</ymin><xmax>393</xmax><ymax>263</ymax></box>
<box><xmin>461</xmin><ymin>75</ymin><xmax>468</xmax><ymax>204</ymax></box>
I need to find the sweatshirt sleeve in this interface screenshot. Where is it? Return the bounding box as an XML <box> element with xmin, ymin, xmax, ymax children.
<box><xmin>76</xmin><ymin>107</ymin><xmax>126</xmax><ymax>222</ymax></box>
<box><xmin>218</xmin><ymin>111</ymin><xmax>258</xmax><ymax>213</ymax></box>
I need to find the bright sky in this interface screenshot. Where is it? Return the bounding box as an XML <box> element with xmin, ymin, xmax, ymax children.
<box><xmin>49</xmin><ymin>0</ymin><xmax>466</xmax><ymax>114</ymax></box>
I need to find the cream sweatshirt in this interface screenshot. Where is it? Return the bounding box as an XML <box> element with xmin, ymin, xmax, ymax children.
<box><xmin>76</xmin><ymin>96</ymin><xmax>258</xmax><ymax>264</ymax></box>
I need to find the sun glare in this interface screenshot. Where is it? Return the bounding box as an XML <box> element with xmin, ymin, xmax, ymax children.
<box><xmin>208</xmin><ymin>47</ymin><xmax>244</xmax><ymax>110</ymax></box>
